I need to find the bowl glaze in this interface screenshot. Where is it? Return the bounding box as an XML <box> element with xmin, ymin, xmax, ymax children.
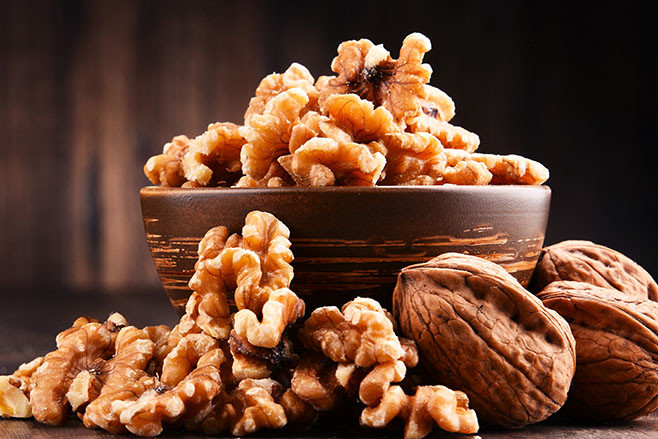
<box><xmin>140</xmin><ymin>185</ymin><xmax>551</xmax><ymax>315</ymax></box>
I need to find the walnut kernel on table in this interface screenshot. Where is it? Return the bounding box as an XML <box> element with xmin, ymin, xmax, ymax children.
<box><xmin>299</xmin><ymin>297</ymin><xmax>403</xmax><ymax>367</ymax></box>
<box><xmin>196</xmin><ymin>378</ymin><xmax>289</xmax><ymax>436</ymax></box>
<box><xmin>360</xmin><ymin>384</ymin><xmax>479</xmax><ymax>439</ymax></box>
<box><xmin>113</xmin><ymin>333</ymin><xmax>226</xmax><ymax>437</ymax></box>
<box><xmin>393</xmin><ymin>252</ymin><xmax>576</xmax><ymax>428</ymax></box>
<box><xmin>29</xmin><ymin>317</ymin><xmax>120</xmax><ymax>425</ymax></box>
<box><xmin>295</xmin><ymin>296</ymin><xmax>478</xmax><ymax>439</ymax></box>
<box><xmin>79</xmin><ymin>326</ymin><xmax>156</xmax><ymax>433</ymax></box>
<box><xmin>290</xmin><ymin>353</ymin><xmax>341</xmax><ymax>411</ymax></box>
<box><xmin>3</xmin><ymin>210</ymin><xmax>480</xmax><ymax>438</ymax></box>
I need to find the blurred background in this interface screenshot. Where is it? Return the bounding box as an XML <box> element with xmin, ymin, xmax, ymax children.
<box><xmin>1</xmin><ymin>0</ymin><xmax>656</xmax><ymax>295</ymax></box>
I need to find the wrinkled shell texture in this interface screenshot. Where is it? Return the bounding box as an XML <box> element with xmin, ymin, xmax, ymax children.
<box><xmin>143</xmin><ymin>32</ymin><xmax>548</xmax><ymax>188</ymax></box>
<box><xmin>531</xmin><ymin>240</ymin><xmax>658</xmax><ymax>301</ymax></box>
<box><xmin>393</xmin><ymin>253</ymin><xmax>576</xmax><ymax>428</ymax></box>
<box><xmin>538</xmin><ymin>281</ymin><xmax>658</xmax><ymax>421</ymax></box>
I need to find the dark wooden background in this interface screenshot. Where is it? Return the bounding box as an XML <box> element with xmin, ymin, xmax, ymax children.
<box><xmin>1</xmin><ymin>0</ymin><xmax>657</xmax><ymax>294</ymax></box>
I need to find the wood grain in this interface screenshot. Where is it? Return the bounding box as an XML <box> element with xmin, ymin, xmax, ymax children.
<box><xmin>1</xmin><ymin>0</ymin><xmax>656</xmax><ymax>294</ymax></box>
<box><xmin>0</xmin><ymin>0</ymin><xmax>266</xmax><ymax>293</ymax></box>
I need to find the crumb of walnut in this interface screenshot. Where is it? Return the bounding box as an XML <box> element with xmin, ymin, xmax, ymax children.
<box><xmin>182</xmin><ymin>122</ymin><xmax>246</xmax><ymax>187</ymax></box>
<box><xmin>244</xmin><ymin>63</ymin><xmax>318</xmax><ymax>124</ymax></box>
<box><xmin>360</xmin><ymin>385</ymin><xmax>479</xmax><ymax>439</ymax></box>
<box><xmin>233</xmin><ymin>287</ymin><xmax>305</xmax><ymax>348</ymax></box>
<box><xmin>30</xmin><ymin>320</ymin><xmax>114</xmax><ymax>425</ymax></box>
<box><xmin>290</xmin><ymin>354</ymin><xmax>341</xmax><ymax>411</ymax></box>
<box><xmin>103</xmin><ymin>313</ymin><xmax>130</xmax><ymax>354</ymax></box>
<box><xmin>9</xmin><ymin>356</ymin><xmax>44</xmax><ymax>398</ymax></box>
<box><xmin>317</xmin><ymin>33</ymin><xmax>432</xmax><ymax>125</ymax></box>
<box><xmin>298</xmin><ymin>297</ymin><xmax>403</xmax><ymax>367</ymax></box>
<box><xmin>380</xmin><ymin>132</ymin><xmax>446</xmax><ymax>185</ymax></box>
<box><xmin>79</xmin><ymin>327</ymin><xmax>155</xmax><ymax>433</ymax></box>
<box><xmin>278</xmin><ymin>138</ymin><xmax>387</xmax><ymax>186</ymax></box>
<box><xmin>239</xmin><ymin>88</ymin><xmax>310</xmax><ymax>184</ymax></box>
<box><xmin>441</xmin><ymin>149</ymin><xmax>549</xmax><ymax>185</ymax></box>
<box><xmin>0</xmin><ymin>376</ymin><xmax>31</xmax><ymax>418</ymax></box>
<box><xmin>144</xmin><ymin>135</ymin><xmax>191</xmax><ymax>187</ymax></box>
<box><xmin>114</xmin><ymin>334</ymin><xmax>225</xmax><ymax>437</ymax></box>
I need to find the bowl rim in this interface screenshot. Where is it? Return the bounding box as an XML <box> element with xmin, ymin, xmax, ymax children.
<box><xmin>141</xmin><ymin>185</ymin><xmax>551</xmax><ymax>196</ymax></box>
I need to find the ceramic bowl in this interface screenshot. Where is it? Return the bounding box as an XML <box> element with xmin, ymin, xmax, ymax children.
<box><xmin>140</xmin><ymin>186</ymin><xmax>551</xmax><ymax>315</ymax></box>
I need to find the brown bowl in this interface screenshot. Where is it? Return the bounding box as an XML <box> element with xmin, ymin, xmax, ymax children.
<box><xmin>140</xmin><ymin>185</ymin><xmax>551</xmax><ymax>315</ymax></box>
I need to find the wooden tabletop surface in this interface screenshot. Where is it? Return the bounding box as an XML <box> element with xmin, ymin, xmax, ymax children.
<box><xmin>1</xmin><ymin>291</ymin><xmax>657</xmax><ymax>438</ymax></box>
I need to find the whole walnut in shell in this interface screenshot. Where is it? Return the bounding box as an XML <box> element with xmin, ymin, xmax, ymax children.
<box><xmin>538</xmin><ymin>281</ymin><xmax>658</xmax><ymax>421</ymax></box>
<box><xmin>530</xmin><ymin>240</ymin><xmax>658</xmax><ymax>300</ymax></box>
<box><xmin>393</xmin><ymin>253</ymin><xmax>576</xmax><ymax>428</ymax></box>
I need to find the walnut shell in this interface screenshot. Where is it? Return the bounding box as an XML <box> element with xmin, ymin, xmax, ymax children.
<box><xmin>537</xmin><ymin>280</ymin><xmax>658</xmax><ymax>421</ymax></box>
<box><xmin>393</xmin><ymin>253</ymin><xmax>576</xmax><ymax>428</ymax></box>
<box><xmin>530</xmin><ymin>240</ymin><xmax>658</xmax><ymax>300</ymax></box>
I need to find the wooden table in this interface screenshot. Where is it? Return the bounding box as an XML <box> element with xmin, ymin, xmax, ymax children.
<box><xmin>2</xmin><ymin>291</ymin><xmax>657</xmax><ymax>438</ymax></box>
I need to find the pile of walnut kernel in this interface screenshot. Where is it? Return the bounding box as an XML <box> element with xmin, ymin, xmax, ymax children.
<box><xmin>144</xmin><ymin>32</ymin><xmax>549</xmax><ymax>188</ymax></box>
<box><xmin>0</xmin><ymin>211</ymin><xmax>478</xmax><ymax>438</ymax></box>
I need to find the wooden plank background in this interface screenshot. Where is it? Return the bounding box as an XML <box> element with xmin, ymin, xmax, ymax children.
<box><xmin>1</xmin><ymin>0</ymin><xmax>656</xmax><ymax>293</ymax></box>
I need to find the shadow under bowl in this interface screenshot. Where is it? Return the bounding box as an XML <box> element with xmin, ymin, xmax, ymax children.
<box><xmin>140</xmin><ymin>185</ymin><xmax>551</xmax><ymax>315</ymax></box>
